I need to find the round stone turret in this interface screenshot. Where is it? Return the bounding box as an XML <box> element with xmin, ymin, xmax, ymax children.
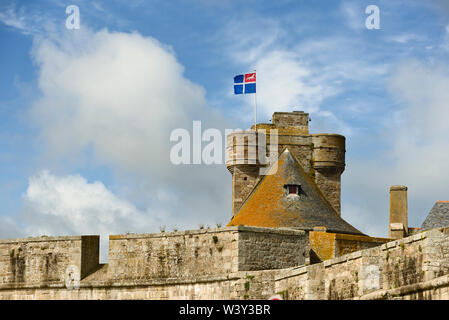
<box><xmin>226</xmin><ymin>130</ymin><xmax>264</xmax><ymax>216</ymax></box>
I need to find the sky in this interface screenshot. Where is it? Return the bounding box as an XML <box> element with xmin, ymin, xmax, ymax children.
<box><xmin>1</xmin><ymin>0</ymin><xmax>449</xmax><ymax>261</ymax></box>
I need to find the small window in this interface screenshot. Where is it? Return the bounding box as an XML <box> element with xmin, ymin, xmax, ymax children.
<box><xmin>284</xmin><ymin>184</ymin><xmax>301</xmax><ymax>195</ymax></box>
<box><xmin>243</xmin><ymin>177</ymin><xmax>248</xmax><ymax>181</ymax></box>
<box><xmin>288</xmin><ymin>185</ymin><xmax>298</xmax><ymax>194</ymax></box>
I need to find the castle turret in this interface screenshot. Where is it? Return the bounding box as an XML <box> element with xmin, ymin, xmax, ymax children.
<box><xmin>226</xmin><ymin>130</ymin><xmax>263</xmax><ymax>217</ymax></box>
<box><xmin>311</xmin><ymin>134</ymin><xmax>346</xmax><ymax>215</ymax></box>
<box><xmin>226</xmin><ymin>111</ymin><xmax>346</xmax><ymax>217</ymax></box>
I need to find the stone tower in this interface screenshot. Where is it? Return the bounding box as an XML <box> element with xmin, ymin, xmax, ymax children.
<box><xmin>226</xmin><ymin>111</ymin><xmax>346</xmax><ymax>217</ymax></box>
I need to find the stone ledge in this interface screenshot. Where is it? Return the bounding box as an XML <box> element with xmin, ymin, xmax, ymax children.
<box><xmin>381</xmin><ymin>232</ymin><xmax>428</xmax><ymax>251</ymax></box>
<box><xmin>275</xmin><ymin>266</ymin><xmax>307</xmax><ymax>281</ymax></box>
<box><xmin>309</xmin><ymin>133</ymin><xmax>345</xmax><ymax>138</ymax></box>
<box><xmin>109</xmin><ymin>227</ymin><xmax>235</xmax><ymax>240</ymax></box>
<box><xmin>324</xmin><ymin>255</ymin><xmax>347</xmax><ymax>268</ymax></box>
<box><xmin>0</xmin><ymin>275</ymin><xmax>242</xmax><ymax>291</ymax></box>
<box><xmin>0</xmin><ymin>235</ymin><xmax>94</xmax><ymax>244</ymax></box>
<box><xmin>240</xmin><ymin>226</ymin><xmax>306</xmax><ymax>236</ymax></box>
<box><xmin>0</xmin><ymin>281</ymin><xmax>66</xmax><ymax>290</ymax></box>
<box><xmin>109</xmin><ymin>226</ymin><xmax>306</xmax><ymax>240</ymax></box>
<box><xmin>347</xmin><ymin>250</ymin><xmax>362</xmax><ymax>260</ymax></box>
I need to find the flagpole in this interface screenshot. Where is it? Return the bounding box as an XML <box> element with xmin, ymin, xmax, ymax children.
<box><xmin>254</xmin><ymin>69</ymin><xmax>257</xmax><ymax>132</ymax></box>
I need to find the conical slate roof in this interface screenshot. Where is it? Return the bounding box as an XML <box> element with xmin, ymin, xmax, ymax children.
<box><xmin>421</xmin><ymin>201</ymin><xmax>449</xmax><ymax>231</ymax></box>
<box><xmin>228</xmin><ymin>148</ymin><xmax>364</xmax><ymax>235</ymax></box>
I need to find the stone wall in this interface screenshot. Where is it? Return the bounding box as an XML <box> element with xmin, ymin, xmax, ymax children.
<box><xmin>0</xmin><ymin>269</ymin><xmax>279</xmax><ymax>300</ymax></box>
<box><xmin>107</xmin><ymin>228</ymin><xmax>239</xmax><ymax>281</ymax></box>
<box><xmin>275</xmin><ymin>227</ymin><xmax>449</xmax><ymax>300</ymax></box>
<box><xmin>4</xmin><ymin>227</ymin><xmax>449</xmax><ymax>300</ymax></box>
<box><xmin>106</xmin><ymin>227</ymin><xmax>307</xmax><ymax>282</ymax></box>
<box><xmin>0</xmin><ymin>226</ymin><xmax>307</xmax><ymax>300</ymax></box>
<box><xmin>238</xmin><ymin>228</ymin><xmax>308</xmax><ymax>270</ymax></box>
<box><xmin>0</xmin><ymin>236</ymin><xmax>99</xmax><ymax>288</ymax></box>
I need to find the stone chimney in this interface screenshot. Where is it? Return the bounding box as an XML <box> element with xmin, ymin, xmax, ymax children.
<box><xmin>389</xmin><ymin>185</ymin><xmax>408</xmax><ymax>239</ymax></box>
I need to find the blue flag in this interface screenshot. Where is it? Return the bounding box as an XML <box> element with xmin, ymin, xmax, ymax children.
<box><xmin>234</xmin><ymin>72</ymin><xmax>256</xmax><ymax>94</ymax></box>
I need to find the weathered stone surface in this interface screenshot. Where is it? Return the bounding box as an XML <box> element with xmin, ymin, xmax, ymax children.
<box><xmin>0</xmin><ymin>226</ymin><xmax>308</xmax><ymax>300</ymax></box>
<box><xmin>389</xmin><ymin>186</ymin><xmax>408</xmax><ymax>239</ymax></box>
<box><xmin>275</xmin><ymin>227</ymin><xmax>449</xmax><ymax>300</ymax></box>
<box><xmin>0</xmin><ymin>235</ymin><xmax>99</xmax><ymax>288</ymax></box>
<box><xmin>2</xmin><ymin>227</ymin><xmax>449</xmax><ymax>299</ymax></box>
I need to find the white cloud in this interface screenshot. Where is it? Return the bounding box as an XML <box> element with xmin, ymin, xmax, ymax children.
<box><xmin>253</xmin><ymin>50</ymin><xmax>330</xmax><ymax>117</ymax></box>
<box><xmin>0</xmin><ymin>7</ymin><xmax>27</xmax><ymax>31</ymax></box>
<box><xmin>31</xmin><ymin>28</ymin><xmax>236</xmax><ymax>176</ymax></box>
<box><xmin>0</xmin><ymin>4</ymin><xmax>50</xmax><ymax>36</ymax></box>
<box><xmin>31</xmin><ymin>29</ymin><xmax>205</xmax><ymax>172</ymax></box>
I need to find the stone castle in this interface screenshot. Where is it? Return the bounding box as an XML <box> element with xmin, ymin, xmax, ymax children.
<box><xmin>1</xmin><ymin>111</ymin><xmax>449</xmax><ymax>300</ymax></box>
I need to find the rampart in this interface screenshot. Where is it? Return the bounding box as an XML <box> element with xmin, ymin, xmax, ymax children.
<box><xmin>0</xmin><ymin>226</ymin><xmax>307</xmax><ymax>299</ymax></box>
<box><xmin>276</xmin><ymin>227</ymin><xmax>449</xmax><ymax>299</ymax></box>
<box><xmin>0</xmin><ymin>235</ymin><xmax>99</xmax><ymax>288</ymax></box>
<box><xmin>3</xmin><ymin>226</ymin><xmax>449</xmax><ymax>300</ymax></box>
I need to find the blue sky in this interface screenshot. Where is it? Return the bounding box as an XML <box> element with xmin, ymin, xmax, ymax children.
<box><xmin>1</xmin><ymin>0</ymin><xmax>449</xmax><ymax>259</ymax></box>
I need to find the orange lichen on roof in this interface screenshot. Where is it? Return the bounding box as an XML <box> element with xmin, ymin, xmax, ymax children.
<box><xmin>309</xmin><ymin>231</ymin><xmax>390</xmax><ymax>262</ymax></box>
<box><xmin>309</xmin><ymin>231</ymin><xmax>336</xmax><ymax>261</ymax></box>
<box><xmin>228</xmin><ymin>148</ymin><xmax>363</xmax><ymax>235</ymax></box>
<box><xmin>335</xmin><ymin>233</ymin><xmax>389</xmax><ymax>257</ymax></box>
<box><xmin>437</xmin><ymin>200</ymin><xmax>449</xmax><ymax>203</ymax></box>
<box><xmin>228</xmin><ymin>154</ymin><xmax>288</xmax><ymax>228</ymax></box>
